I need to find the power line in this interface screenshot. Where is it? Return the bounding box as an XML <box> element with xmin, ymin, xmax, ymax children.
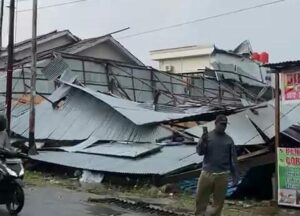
<box><xmin>118</xmin><ymin>0</ymin><xmax>287</xmax><ymax>40</ymax></box>
<box><xmin>17</xmin><ymin>0</ymin><xmax>88</xmax><ymax>13</ymax></box>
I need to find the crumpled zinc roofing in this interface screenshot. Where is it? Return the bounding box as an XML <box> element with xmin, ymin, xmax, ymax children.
<box><xmin>282</xmin><ymin>124</ymin><xmax>300</xmax><ymax>143</ymax></box>
<box><xmin>64</xmin><ymin>82</ymin><xmax>213</xmax><ymax>126</ymax></box>
<box><xmin>47</xmin><ymin>136</ymin><xmax>162</xmax><ymax>158</ymax></box>
<box><xmin>186</xmin><ymin>101</ymin><xmax>300</xmax><ymax>145</ymax></box>
<box><xmin>31</xmin><ymin>144</ymin><xmax>202</xmax><ymax>175</ymax></box>
<box><xmin>11</xmin><ymin>86</ymin><xmax>171</xmax><ymax>142</ymax></box>
<box><xmin>186</xmin><ymin>110</ymin><xmax>265</xmax><ymax>145</ymax></box>
<box><xmin>78</xmin><ymin>142</ymin><xmax>162</xmax><ymax>158</ymax></box>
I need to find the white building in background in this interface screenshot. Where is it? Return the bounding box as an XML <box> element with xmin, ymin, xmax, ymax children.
<box><xmin>150</xmin><ymin>45</ymin><xmax>214</xmax><ymax>73</ymax></box>
<box><xmin>150</xmin><ymin>41</ymin><xmax>271</xmax><ymax>86</ymax></box>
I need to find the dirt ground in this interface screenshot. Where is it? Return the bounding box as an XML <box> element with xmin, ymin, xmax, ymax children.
<box><xmin>24</xmin><ymin>170</ymin><xmax>300</xmax><ymax>216</ymax></box>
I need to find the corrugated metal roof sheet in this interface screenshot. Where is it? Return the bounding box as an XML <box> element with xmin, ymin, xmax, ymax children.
<box><xmin>0</xmin><ymin>30</ymin><xmax>79</xmax><ymax>60</ymax></box>
<box><xmin>282</xmin><ymin>125</ymin><xmax>300</xmax><ymax>143</ymax></box>
<box><xmin>44</xmin><ymin>137</ymin><xmax>161</xmax><ymax>158</ymax></box>
<box><xmin>246</xmin><ymin>102</ymin><xmax>300</xmax><ymax>140</ymax></box>
<box><xmin>12</xmin><ymin>30</ymin><xmax>79</xmax><ymax>49</ymax></box>
<box><xmin>186</xmin><ymin>110</ymin><xmax>265</xmax><ymax>145</ymax></box>
<box><xmin>186</xmin><ymin>101</ymin><xmax>300</xmax><ymax>145</ymax></box>
<box><xmin>64</xmin><ymin>82</ymin><xmax>213</xmax><ymax>125</ymax></box>
<box><xmin>41</xmin><ymin>56</ymin><xmax>70</xmax><ymax>80</ymax></box>
<box><xmin>264</xmin><ymin>60</ymin><xmax>300</xmax><ymax>71</ymax></box>
<box><xmin>78</xmin><ymin>142</ymin><xmax>162</xmax><ymax>158</ymax></box>
<box><xmin>12</xmin><ymin>103</ymin><xmax>30</xmax><ymax>117</ymax></box>
<box><xmin>11</xmin><ymin>86</ymin><xmax>171</xmax><ymax>142</ymax></box>
<box><xmin>30</xmin><ymin>144</ymin><xmax>202</xmax><ymax>175</ymax></box>
<box><xmin>59</xmin><ymin>136</ymin><xmax>100</xmax><ymax>152</ymax></box>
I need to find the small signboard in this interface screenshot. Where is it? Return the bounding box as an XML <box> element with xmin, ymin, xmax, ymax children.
<box><xmin>278</xmin><ymin>147</ymin><xmax>300</xmax><ymax>207</ymax></box>
<box><xmin>282</xmin><ymin>72</ymin><xmax>300</xmax><ymax>101</ymax></box>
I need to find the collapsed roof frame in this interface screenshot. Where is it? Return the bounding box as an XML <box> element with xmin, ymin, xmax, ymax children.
<box><xmin>1</xmin><ymin>51</ymin><xmax>272</xmax><ymax>110</ymax></box>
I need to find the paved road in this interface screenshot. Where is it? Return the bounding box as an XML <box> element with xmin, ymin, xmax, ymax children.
<box><xmin>0</xmin><ymin>186</ymin><xmax>148</xmax><ymax>216</ymax></box>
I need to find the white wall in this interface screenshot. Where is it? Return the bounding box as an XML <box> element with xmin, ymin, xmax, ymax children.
<box><xmin>77</xmin><ymin>42</ymin><xmax>137</xmax><ymax>65</ymax></box>
<box><xmin>158</xmin><ymin>55</ymin><xmax>211</xmax><ymax>73</ymax></box>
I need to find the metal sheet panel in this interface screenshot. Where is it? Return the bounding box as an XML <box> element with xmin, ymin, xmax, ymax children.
<box><xmin>84</xmin><ymin>61</ymin><xmax>106</xmax><ymax>73</ymax></box>
<box><xmin>86</xmin><ymin>85</ymin><xmax>108</xmax><ymax>92</ymax></box>
<box><xmin>135</xmin><ymin>91</ymin><xmax>153</xmax><ymax>102</ymax></box>
<box><xmin>79</xmin><ymin>142</ymin><xmax>162</xmax><ymax>158</ymax></box>
<box><xmin>155</xmin><ymin>73</ymin><xmax>172</xmax><ymax>83</ymax></box>
<box><xmin>31</xmin><ymin>144</ymin><xmax>202</xmax><ymax>175</ymax></box>
<box><xmin>282</xmin><ymin>125</ymin><xmax>300</xmax><ymax>143</ymax></box>
<box><xmin>64</xmin><ymin>58</ymin><xmax>84</xmax><ymax>71</ymax></box>
<box><xmin>131</xmin><ymin>69</ymin><xmax>151</xmax><ymax>80</ymax></box>
<box><xmin>64</xmin><ymin>82</ymin><xmax>213</xmax><ymax>125</ymax></box>
<box><xmin>186</xmin><ymin>110</ymin><xmax>265</xmax><ymax>145</ymax></box>
<box><xmin>187</xmin><ymin>102</ymin><xmax>300</xmax><ymax>146</ymax></box>
<box><xmin>11</xmin><ymin>87</ymin><xmax>171</xmax><ymax>142</ymax></box>
<box><xmin>246</xmin><ymin>102</ymin><xmax>300</xmax><ymax>139</ymax></box>
<box><xmin>48</xmin><ymin>85</ymin><xmax>71</xmax><ymax>102</ymax></box>
<box><xmin>211</xmin><ymin>51</ymin><xmax>267</xmax><ymax>85</ymax></box>
<box><xmin>60</xmin><ymin>136</ymin><xmax>100</xmax><ymax>152</ymax></box>
<box><xmin>41</xmin><ymin>57</ymin><xmax>69</xmax><ymax>80</ymax></box>
<box><xmin>114</xmin><ymin>75</ymin><xmax>134</xmax><ymax>89</ymax></box>
<box><xmin>12</xmin><ymin>104</ymin><xmax>30</xmax><ymax>118</ymax></box>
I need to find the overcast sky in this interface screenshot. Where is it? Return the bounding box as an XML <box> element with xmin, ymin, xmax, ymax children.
<box><xmin>1</xmin><ymin>0</ymin><xmax>299</xmax><ymax>66</ymax></box>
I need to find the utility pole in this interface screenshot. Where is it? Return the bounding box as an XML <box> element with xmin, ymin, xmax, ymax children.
<box><xmin>274</xmin><ymin>71</ymin><xmax>280</xmax><ymax>201</ymax></box>
<box><xmin>0</xmin><ymin>0</ymin><xmax>4</xmax><ymax>51</ymax></box>
<box><xmin>28</xmin><ymin>0</ymin><xmax>38</xmax><ymax>155</ymax></box>
<box><xmin>5</xmin><ymin>0</ymin><xmax>15</xmax><ymax>133</ymax></box>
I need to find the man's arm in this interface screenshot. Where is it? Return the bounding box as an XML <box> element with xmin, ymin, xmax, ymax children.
<box><xmin>196</xmin><ymin>137</ymin><xmax>208</xmax><ymax>156</ymax></box>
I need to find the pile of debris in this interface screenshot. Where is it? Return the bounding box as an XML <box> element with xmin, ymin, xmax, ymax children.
<box><xmin>11</xmin><ymin>77</ymin><xmax>300</xmax><ymax>187</ymax></box>
<box><xmin>10</xmin><ymin>79</ymin><xmax>219</xmax><ymax>183</ymax></box>
<box><xmin>3</xmin><ymin>32</ymin><xmax>299</xmax><ymax>193</ymax></box>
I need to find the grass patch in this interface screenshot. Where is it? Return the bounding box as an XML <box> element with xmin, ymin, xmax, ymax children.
<box><xmin>25</xmin><ymin>170</ymin><xmax>78</xmax><ymax>190</ymax></box>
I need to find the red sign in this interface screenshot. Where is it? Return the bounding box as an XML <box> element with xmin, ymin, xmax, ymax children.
<box><xmin>283</xmin><ymin>73</ymin><xmax>300</xmax><ymax>101</ymax></box>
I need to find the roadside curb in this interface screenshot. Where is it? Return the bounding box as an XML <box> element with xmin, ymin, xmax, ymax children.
<box><xmin>88</xmin><ymin>197</ymin><xmax>192</xmax><ymax>216</ymax></box>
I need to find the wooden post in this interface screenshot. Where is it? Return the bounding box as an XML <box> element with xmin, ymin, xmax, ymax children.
<box><xmin>82</xmin><ymin>61</ymin><xmax>86</xmax><ymax>85</ymax></box>
<box><xmin>0</xmin><ymin>0</ymin><xmax>4</xmax><ymax>52</ymax></box>
<box><xmin>28</xmin><ymin>0</ymin><xmax>38</xmax><ymax>155</ymax></box>
<box><xmin>131</xmin><ymin>68</ymin><xmax>136</xmax><ymax>101</ymax></box>
<box><xmin>105</xmin><ymin>63</ymin><xmax>112</xmax><ymax>92</ymax></box>
<box><xmin>5</xmin><ymin>0</ymin><xmax>15</xmax><ymax>133</ymax></box>
<box><xmin>150</xmin><ymin>69</ymin><xmax>155</xmax><ymax>101</ymax></box>
<box><xmin>274</xmin><ymin>71</ymin><xmax>280</xmax><ymax>201</ymax></box>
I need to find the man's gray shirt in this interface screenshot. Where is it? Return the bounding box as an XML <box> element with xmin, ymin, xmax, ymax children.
<box><xmin>197</xmin><ymin>130</ymin><xmax>238</xmax><ymax>175</ymax></box>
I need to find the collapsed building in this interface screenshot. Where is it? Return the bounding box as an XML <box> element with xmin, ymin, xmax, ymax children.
<box><xmin>2</xmin><ymin>30</ymin><xmax>298</xmax><ymax>198</ymax></box>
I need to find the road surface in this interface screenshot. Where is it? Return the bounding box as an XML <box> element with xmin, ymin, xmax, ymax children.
<box><xmin>0</xmin><ymin>186</ymin><xmax>148</xmax><ymax>216</ymax></box>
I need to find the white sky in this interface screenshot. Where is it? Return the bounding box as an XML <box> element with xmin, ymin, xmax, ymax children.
<box><xmin>1</xmin><ymin>0</ymin><xmax>299</xmax><ymax>66</ymax></box>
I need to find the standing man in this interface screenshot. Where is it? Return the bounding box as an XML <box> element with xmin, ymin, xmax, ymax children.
<box><xmin>195</xmin><ymin>115</ymin><xmax>239</xmax><ymax>216</ymax></box>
